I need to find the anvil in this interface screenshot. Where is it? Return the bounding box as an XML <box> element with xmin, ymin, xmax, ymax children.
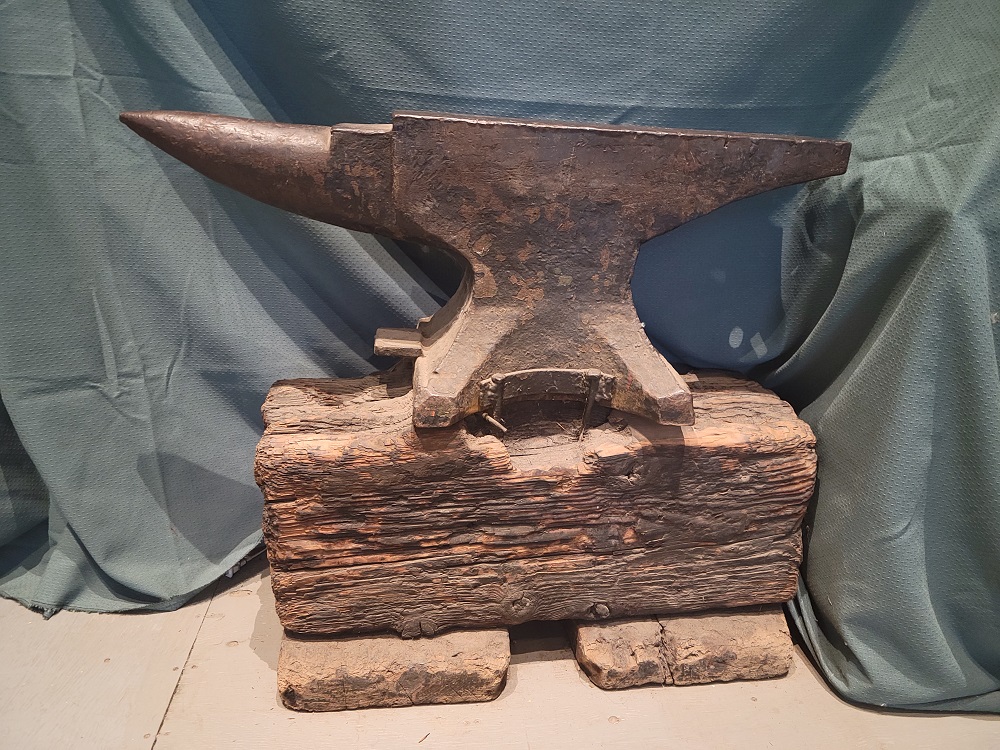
<box><xmin>120</xmin><ymin>110</ymin><xmax>849</xmax><ymax>428</ymax></box>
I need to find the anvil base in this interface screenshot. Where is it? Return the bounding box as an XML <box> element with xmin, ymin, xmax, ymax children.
<box><xmin>256</xmin><ymin>367</ymin><xmax>813</xmax><ymax>710</ymax></box>
<box><xmin>255</xmin><ymin>366</ymin><xmax>815</xmax><ymax>637</ymax></box>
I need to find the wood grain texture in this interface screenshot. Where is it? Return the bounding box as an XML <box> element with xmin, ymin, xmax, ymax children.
<box><xmin>255</xmin><ymin>369</ymin><xmax>816</xmax><ymax>637</ymax></box>
<box><xmin>278</xmin><ymin>628</ymin><xmax>510</xmax><ymax>711</ymax></box>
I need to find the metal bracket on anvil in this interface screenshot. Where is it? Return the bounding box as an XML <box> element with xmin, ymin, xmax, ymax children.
<box><xmin>120</xmin><ymin>110</ymin><xmax>850</xmax><ymax>429</ymax></box>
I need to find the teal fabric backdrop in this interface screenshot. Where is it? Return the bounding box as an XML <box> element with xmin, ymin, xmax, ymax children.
<box><xmin>1</xmin><ymin>0</ymin><xmax>997</xmax><ymax>712</ymax></box>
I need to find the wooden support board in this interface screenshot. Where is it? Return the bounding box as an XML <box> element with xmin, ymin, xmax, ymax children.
<box><xmin>572</xmin><ymin>606</ymin><xmax>794</xmax><ymax>690</ymax></box>
<box><xmin>255</xmin><ymin>367</ymin><xmax>816</xmax><ymax>637</ymax></box>
<box><xmin>278</xmin><ymin>628</ymin><xmax>510</xmax><ymax>711</ymax></box>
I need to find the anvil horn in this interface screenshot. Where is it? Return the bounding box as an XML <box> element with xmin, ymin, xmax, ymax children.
<box><xmin>119</xmin><ymin>110</ymin><xmax>403</xmax><ymax>240</ymax></box>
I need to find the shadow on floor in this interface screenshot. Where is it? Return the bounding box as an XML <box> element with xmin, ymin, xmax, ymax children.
<box><xmin>509</xmin><ymin>620</ymin><xmax>575</xmax><ymax>665</ymax></box>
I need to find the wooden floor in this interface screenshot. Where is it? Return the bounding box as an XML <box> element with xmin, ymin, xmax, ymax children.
<box><xmin>2</xmin><ymin>559</ymin><xmax>997</xmax><ymax>749</ymax></box>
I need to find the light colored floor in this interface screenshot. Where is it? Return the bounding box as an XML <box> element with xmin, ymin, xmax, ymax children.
<box><xmin>2</xmin><ymin>560</ymin><xmax>997</xmax><ymax>750</ymax></box>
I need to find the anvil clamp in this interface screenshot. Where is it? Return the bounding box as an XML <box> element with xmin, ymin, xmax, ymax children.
<box><xmin>120</xmin><ymin>110</ymin><xmax>850</xmax><ymax>428</ymax></box>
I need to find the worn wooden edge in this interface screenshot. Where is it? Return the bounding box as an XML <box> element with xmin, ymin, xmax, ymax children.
<box><xmin>258</xmin><ymin>371</ymin><xmax>816</xmax><ymax>453</ymax></box>
<box><xmin>571</xmin><ymin>605</ymin><xmax>793</xmax><ymax>690</ymax></box>
<box><xmin>271</xmin><ymin>536</ymin><xmax>802</xmax><ymax>637</ymax></box>
<box><xmin>277</xmin><ymin>628</ymin><xmax>511</xmax><ymax>712</ymax></box>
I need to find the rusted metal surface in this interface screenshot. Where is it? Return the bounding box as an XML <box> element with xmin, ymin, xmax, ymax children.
<box><xmin>121</xmin><ymin>110</ymin><xmax>850</xmax><ymax>428</ymax></box>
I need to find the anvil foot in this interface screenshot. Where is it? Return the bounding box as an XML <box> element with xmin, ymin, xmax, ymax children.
<box><xmin>410</xmin><ymin>299</ymin><xmax>693</xmax><ymax>428</ymax></box>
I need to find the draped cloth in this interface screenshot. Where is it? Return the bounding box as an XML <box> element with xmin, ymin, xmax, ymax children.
<box><xmin>1</xmin><ymin>0</ymin><xmax>997</xmax><ymax>711</ymax></box>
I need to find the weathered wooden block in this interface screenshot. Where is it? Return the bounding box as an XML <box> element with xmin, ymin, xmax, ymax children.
<box><xmin>571</xmin><ymin>618</ymin><xmax>670</xmax><ymax>690</ymax></box>
<box><xmin>255</xmin><ymin>366</ymin><xmax>815</xmax><ymax>637</ymax></box>
<box><xmin>572</xmin><ymin>606</ymin><xmax>793</xmax><ymax>689</ymax></box>
<box><xmin>278</xmin><ymin>628</ymin><xmax>510</xmax><ymax>711</ymax></box>
<box><xmin>659</xmin><ymin>607</ymin><xmax>794</xmax><ymax>685</ymax></box>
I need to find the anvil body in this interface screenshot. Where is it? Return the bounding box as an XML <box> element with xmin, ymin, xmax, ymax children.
<box><xmin>121</xmin><ymin>110</ymin><xmax>849</xmax><ymax>428</ymax></box>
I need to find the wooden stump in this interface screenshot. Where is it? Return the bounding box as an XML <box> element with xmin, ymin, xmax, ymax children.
<box><xmin>255</xmin><ymin>366</ymin><xmax>816</xmax><ymax>637</ymax></box>
<box><xmin>278</xmin><ymin>628</ymin><xmax>510</xmax><ymax>711</ymax></box>
<box><xmin>572</xmin><ymin>606</ymin><xmax>793</xmax><ymax>689</ymax></box>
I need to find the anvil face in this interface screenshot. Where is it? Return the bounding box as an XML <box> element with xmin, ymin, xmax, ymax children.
<box><xmin>120</xmin><ymin>110</ymin><xmax>850</xmax><ymax>428</ymax></box>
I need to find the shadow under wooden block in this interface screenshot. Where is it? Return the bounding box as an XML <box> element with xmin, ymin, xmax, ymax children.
<box><xmin>571</xmin><ymin>606</ymin><xmax>793</xmax><ymax>690</ymax></box>
<box><xmin>278</xmin><ymin>628</ymin><xmax>510</xmax><ymax>711</ymax></box>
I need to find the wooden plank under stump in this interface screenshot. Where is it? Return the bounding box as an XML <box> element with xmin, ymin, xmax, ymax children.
<box><xmin>571</xmin><ymin>606</ymin><xmax>793</xmax><ymax>689</ymax></box>
<box><xmin>255</xmin><ymin>366</ymin><xmax>816</xmax><ymax>637</ymax></box>
<box><xmin>278</xmin><ymin>628</ymin><xmax>510</xmax><ymax>711</ymax></box>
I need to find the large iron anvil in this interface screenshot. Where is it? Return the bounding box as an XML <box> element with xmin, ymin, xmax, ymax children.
<box><xmin>121</xmin><ymin>110</ymin><xmax>849</xmax><ymax>427</ymax></box>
